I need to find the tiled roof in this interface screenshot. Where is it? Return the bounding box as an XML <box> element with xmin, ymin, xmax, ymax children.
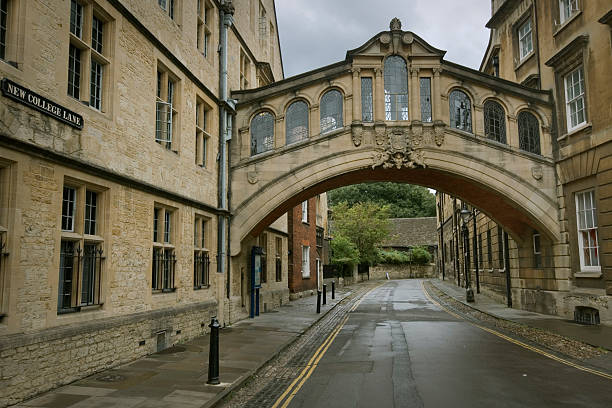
<box><xmin>382</xmin><ymin>217</ymin><xmax>438</xmax><ymax>248</ymax></box>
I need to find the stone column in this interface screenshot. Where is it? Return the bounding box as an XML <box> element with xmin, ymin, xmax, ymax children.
<box><xmin>374</xmin><ymin>67</ymin><xmax>385</xmax><ymax>122</ymax></box>
<box><xmin>311</xmin><ymin>104</ymin><xmax>320</xmax><ymax>136</ymax></box>
<box><xmin>507</xmin><ymin>115</ymin><xmax>519</xmax><ymax>150</ymax></box>
<box><xmin>410</xmin><ymin>67</ymin><xmax>420</xmax><ymax>122</ymax></box>
<box><xmin>352</xmin><ymin>68</ymin><xmax>361</xmax><ymax>123</ymax></box>
<box><xmin>433</xmin><ymin>68</ymin><xmax>442</xmax><ymax>122</ymax></box>
<box><xmin>275</xmin><ymin>116</ymin><xmax>284</xmax><ymax>148</ymax></box>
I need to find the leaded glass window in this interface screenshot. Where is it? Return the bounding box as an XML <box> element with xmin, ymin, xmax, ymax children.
<box><xmin>0</xmin><ymin>0</ymin><xmax>8</xmax><ymax>60</ymax></box>
<box><xmin>517</xmin><ymin>111</ymin><xmax>540</xmax><ymax>154</ymax></box>
<box><xmin>483</xmin><ymin>100</ymin><xmax>506</xmax><ymax>144</ymax></box>
<box><xmin>361</xmin><ymin>77</ymin><xmax>373</xmax><ymax>122</ymax></box>
<box><xmin>449</xmin><ymin>90</ymin><xmax>472</xmax><ymax>133</ymax></box>
<box><xmin>320</xmin><ymin>90</ymin><xmax>343</xmax><ymax>134</ymax></box>
<box><xmin>286</xmin><ymin>101</ymin><xmax>308</xmax><ymax>145</ymax></box>
<box><xmin>384</xmin><ymin>56</ymin><xmax>408</xmax><ymax>120</ymax></box>
<box><xmin>420</xmin><ymin>77</ymin><xmax>432</xmax><ymax>123</ymax></box>
<box><xmin>251</xmin><ymin>111</ymin><xmax>275</xmax><ymax>155</ymax></box>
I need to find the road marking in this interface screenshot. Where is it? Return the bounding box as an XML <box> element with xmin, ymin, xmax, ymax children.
<box><xmin>271</xmin><ymin>283</ymin><xmax>383</xmax><ymax>408</ymax></box>
<box><xmin>420</xmin><ymin>281</ymin><xmax>612</xmax><ymax>381</ymax></box>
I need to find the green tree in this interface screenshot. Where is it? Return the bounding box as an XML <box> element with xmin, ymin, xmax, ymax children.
<box><xmin>328</xmin><ymin>182</ymin><xmax>435</xmax><ymax>218</ymax></box>
<box><xmin>332</xmin><ymin>202</ymin><xmax>391</xmax><ymax>265</ymax></box>
<box><xmin>330</xmin><ymin>234</ymin><xmax>360</xmax><ymax>275</ymax></box>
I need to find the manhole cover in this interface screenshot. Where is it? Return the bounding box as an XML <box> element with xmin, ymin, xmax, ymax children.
<box><xmin>156</xmin><ymin>345</ymin><xmax>186</xmax><ymax>354</ymax></box>
<box><xmin>96</xmin><ymin>373</ymin><xmax>126</xmax><ymax>383</ymax></box>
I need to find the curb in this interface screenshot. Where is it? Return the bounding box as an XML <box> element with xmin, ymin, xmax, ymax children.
<box><xmin>427</xmin><ymin>279</ymin><xmax>612</xmax><ymax>353</ymax></box>
<box><xmin>203</xmin><ymin>285</ymin><xmax>360</xmax><ymax>408</ymax></box>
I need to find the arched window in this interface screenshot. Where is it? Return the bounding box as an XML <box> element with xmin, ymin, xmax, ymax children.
<box><xmin>449</xmin><ymin>90</ymin><xmax>472</xmax><ymax>133</ymax></box>
<box><xmin>518</xmin><ymin>111</ymin><xmax>541</xmax><ymax>154</ymax></box>
<box><xmin>320</xmin><ymin>90</ymin><xmax>343</xmax><ymax>134</ymax></box>
<box><xmin>250</xmin><ymin>111</ymin><xmax>274</xmax><ymax>155</ymax></box>
<box><xmin>483</xmin><ymin>100</ymin><xmax>506</xmax><ymax>144</ymax></box>
<box><xmin>384</xmin><ymin>56</ymin><xmax>408</xmax><ymax>120</ymax></box>
<box><xmin>286</xmin><ymin>100</ymin><xmax>309</xmax><ymax>145</ymax></box>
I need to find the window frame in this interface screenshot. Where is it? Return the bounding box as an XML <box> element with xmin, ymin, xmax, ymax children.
<box><xmin>197</xmin><ymin>0</ymin><xmax>213</xmax><ymax>58</ymax></box>
<box><xmin>564</xmin><ymin>66</ymin><xmax>586</xmax><ymax>132</ymax></box>
<box><xmin>320</xmin><ymin>89</ymin><xmax>343</xmax><ymax>134</ymax></box>
<box><xmin>384</xmin><ymin>55</ymin><xmax>409</xmax><ymax>121</ymax></box>
<box><xmin>155</xmin><ymin>65</ymin><xmax>180</xmax><ymax>151</ymax></box>
<box><xmin>195</xmin><ymin>96</ymin><xmax>211</xmax><ymax>167</ymax></box>
<box><xmin>58</xmin><ymin>179</ymin><xmax>106</xmax><ymax>314</ymax></box>
<box><xmin>559</xmin><ymin>0</ymin><xmax>579</xmax><ymax>25</ymax></box>
<box><xmin>483</xmin><ymin>100</ymin><xmax>506</xmax><ymax>144</ymax></box>
<box><xmin>0</xmin><ymin>162</ymin><xmax>12</xmax><ymax>317</ymax></box>
<box><xmin>250</xmin><ymin>110</ymin><xmax>275</xmax><ymax>156</ymax></box>
<box><xmin>533</xmin><ymin>232</ymin><xmax>542</xmax><ymax>268</ymax></box>
<box><xmin>275</xmin><ymin>236</ymin><xmax>282</xmax><ymax>282</ymax></box>
<box><xmin>152</xmin><ymin>205</ymin><xmax>177</xmax><ymax>292</ymax></box>
<box><xmin>285</xmin><ymin>100</ymin><xmax>309</xmax><ymax>145</ymax></box>
<box><xmin>518</xmin><ymin>18</ymin><xmax>533</xmax><ymax>61</ymax></box>
<box><xmin>517</xmin><ymin>110</ymin><xmax>541</xmax><ymax>154</ymax></box>
<box><xmin>419</xmin><ymin>77</ymin><xmax>432</xmax><ymax>123</ymax></box>
<box><xmin>448</xmin><ymin>89</ymin><xmax>472</xmax><ymax>133</ymax></box>
<box><xmin>574</xmin><ymin>189</ymin><xmax>600</xmax><ymax>273</ymax></box>
<box><xmin>301</xmin><ymin>200</ymin><xmax>308</xmax><ymax>223</ymax></box>
<box><xmin>361</xmin><ymin>77</ymin><xmax>373</xmax><ymax>123</ymax></box>
<box><xmin>193</xmin><ymin>214</ymin><xmax>210</xmax><ymax>289</ymax></box>
<box><xmin>301</xmin><ymin>245</ymin><xmax>310</xmax><ymax>278</ymax></box>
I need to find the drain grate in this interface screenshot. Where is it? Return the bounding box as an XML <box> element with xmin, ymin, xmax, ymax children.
<box><xmin>96</xmin><ymin>373</ymin><xmax>126</xmax><ymax>383</ymax></box>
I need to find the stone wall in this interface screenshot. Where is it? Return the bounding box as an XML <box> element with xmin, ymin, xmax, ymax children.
<box><xmin>370</xmin><ymin>264</ymin><xmax>436</xmax><ymax>280</ymax></box>
<box><xmin>0</xmin><ymin>300</ymin><xmax>216</xmax><ymax>408</ymax></box>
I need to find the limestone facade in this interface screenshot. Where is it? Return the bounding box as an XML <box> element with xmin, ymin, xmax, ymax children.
<box><xmin>476</xmin><ymin>0</ymin><xmax>612</xmax><ymax>322</ymax></box>
<box><xmin>0</xmin><ymin>0</ymin><xmax>283</xmax><ymax>405</ymax></box>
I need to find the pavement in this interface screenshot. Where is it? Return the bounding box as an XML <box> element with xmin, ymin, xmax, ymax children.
<box><xmin>13</xmin><ymin>278</ymin><xmax>612</xmax><ymax>407</ymax></box>
<box><xmin>429</xmin><ymin>278</ymin><xmax>612</xmax><ymax>352</ymax></box>
<box><xmin>12</xmin><ymin>285</ymin><xmax>354</xmax><ymax>408</ymax></box>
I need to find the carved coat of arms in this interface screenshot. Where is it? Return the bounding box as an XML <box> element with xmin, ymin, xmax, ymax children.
<box><xmin>372</xmin><ymin>128</ymin><xmax>425</xmax><ymax>169</ymax></box>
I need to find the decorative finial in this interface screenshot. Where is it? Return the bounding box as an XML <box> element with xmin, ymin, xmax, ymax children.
<box><xmin>390</xmin><ymin>17</ymin><xmax>402</xmax><ymax>31</ymax></box>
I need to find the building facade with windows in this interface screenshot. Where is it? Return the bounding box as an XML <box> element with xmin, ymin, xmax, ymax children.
<box><xmin>447</xmin><ymin>0</ymin><xmax>612</xmax><ymax>320</ymax></box>
<box><xmin>0</xmin><ymin>0</ymin><xmax>283</xmax><ymax>406</ymax></box>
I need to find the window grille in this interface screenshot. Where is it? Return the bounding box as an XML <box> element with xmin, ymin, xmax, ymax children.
<box><xmin>286</xmin><ymin>101</ymin><xmax>309</xmax><ymax>145</ymax></box>
<box><xmin>0</xmin><ymin>0</ymin><xmax>8</xmax><ymax>60</ymax></box>
<box><xmin>565</xmin><ymin>67</ymin><xmax>586</xmax><ymax>130</ymax></box>
<box><xmin>260</xmin><ymin>233</ymin><xmax>267</xmax><ymax>283</ymax></box>
<box><xmin>497</xmin><ymin>226</ymin><xmax>504</xmax><ymax>269</ymax></box>
<box><xmin>193</xmin><ymin>252</ymin><xmax>210</xmax><ymax>289</ymax></box>
<box><xmin>58</xmin><ymin>241</ymin><xmax>104</xmax><ymax>313</ymax></box>
<box><xmin>152</xmin><ymin>248</ymin><xmax>176</xmax><ymax>291</ymax></box>
<box><xmin>478</xmin><ymin>233</ymin><xmax>483</xmax><ymax>269</ymax></box>
<box><xmin>486</xmin><ymin>229</ymin><xmax>492</xmax><ymax>267</ymax></box>
<box><xmin>575</xmin><ymin>190</ymin><xmax>600</xmax><ymax>270</ymax></box>
<box><xmin>384</xmin><ymin>56</ymin><xmax>408</xmax><ymax>120</ymax></box>
<box><xmin>420</xmin><ymin>78</ymin><xmax>432</xmax><ymax>122</ymax></box>
<box><xmin>484</xmin><ymin>100</ymin><xmax>506</xmax><ymax>144</ymax></box>
<box><xmin>533</xmin><ymin>233</ymin><xmax>541</xmax><ymax>268</ymax></box>
<box><xmin>518</xmin><ymin>19</ymin><xmax>533</xmax><ymax>60</ymax></box>
<box><xmin>449</xmin><ymin>90</ymin><xmax>472</xmax><ymax>133</ymax></box>
<box><xmin>361</xmin><ymin>77</ymin><xmax>373</xmax><ymax>122</ymax></box>
<box><xmin>0</xmin><ymin>230</ymin><xmax>8</xmax><ymax>316</ymax></box>
<box><xmin>517</xmin><ymin>111</ymin><xmax>540</xmax><ymax>154</ymax></box>
<box><xmin>320</xmin><ymin>90</ymin><xmax>343</xmax><ymax>134</ymax></box>
<box><xmin>275</xmin><ymin>237</ymin><xmax>282</xmax><ymax>282</ymax></box>
<box><xmin>250</xmin><ymin>111</ymin><xmax>274</xmax><ymax>155</ymax></box>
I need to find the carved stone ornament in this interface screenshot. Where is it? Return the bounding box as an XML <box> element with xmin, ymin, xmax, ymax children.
<box><xmin>434</xmin><ymin>121</ymin><xmax>445</xmax><ymax>146</ymax></box>
<box><xmin>390</xmin><ymin>17</ymin><xmax>402</xmax><ymax>31</ymax></box>
<box><xmin>247</xmin><ymin>171</ymin><xmax>258</xmax><ymax>184</ymax></box>
<box><xmin>372</xmin><ymin>127</ymin><xmax>426</xmax><ymax>170</ymax></box>
<box><xmin>352</xmin><ymin>125</ymin><xmax>363</xmax><ymax>147</ymax></box>
<box><xmin>531</xmin><ymin>166</ymin><xmax>543</xmax><ymax>180</ymax></box>
<box><xmin>375</xmin><ymin>125</ymin><xmax>386</xmax><ymax>146</ymax></box>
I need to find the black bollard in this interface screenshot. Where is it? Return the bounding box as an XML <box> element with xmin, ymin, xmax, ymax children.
<box><xmin>332</xmin><ymin>281</ymin><xmax>335</xmax><ymax>299</ymax></box>
<box><xmin>323</xmin><ymin>284</ymin><xmax>327</xmax><ymax>305</ymax></box>
<box><xmin>207</xmin><ymin>317</ymin><xmax>220</xmax><ymax>385</ymax></box>
<box><xmin>316</xmin><ymin>290</ymin><xmax>321</xmax><ymax>314</ymax></box>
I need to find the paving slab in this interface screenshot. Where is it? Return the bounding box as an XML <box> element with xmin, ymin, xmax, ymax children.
<box><xmin>12</xmin><ymin>284</ymin><xmax>355</xmax><ymax>408</ymax></box>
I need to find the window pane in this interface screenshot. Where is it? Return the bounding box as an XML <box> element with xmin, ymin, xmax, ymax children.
<box><xmin>70</xmin><ymin>0</ymin><xmax>83</xmax><ymax>38</ymax></box>
<box><xmin>90</xmin><ymin>60</ymin><xmax>103</xmax><ymax>110</ymax></box>
<box><xmin>68</xmin><ymin>44</ymin><xmax>81</xmax><ymax>99</ymax></box>
<box><xmin>251</xmin><ymin>111</ymin><xmax>275</xmax><ymax>155</ymax></box>
<box><xmin>361</xmin><ymin>77</ymin><xmax>373</xmax><ymax>122</ymax></box>
<box><xmin>384</xmin><ymin>56</ymin><xmax>408</xmax><ymax>120</ymax></box>
<box><xmin>164</xmin><ymin>211</ymin><xmax>171</xmax><ymax>243</ymax></box>
<box><xmin>517</xmin><ymin>111</ymin><xmax>540</xmax><ymax>154</ymax></box>
<box><xmin>84</xmin><ymin>190</ymin><xmax>97</xmax><ymax>235</ymax></box>
<box><xmin>92</xmin><ymin>16</ymin><xmax>103</xmax><ymax>54</ymax></box>
<box><xmin>0</xmin><ymin>0</ymin><xmax>8</xmax><ymax>60</ymax></box>
<box><xmin>484</xmin><ymin>100</ymin><xmax>506</xmax><ymax>144</ymax></box>
<box><xmin>62</xmin><ymin>186</ymin><xmax>76</xmax><ymax>231</ymax></box>
<box><xmin>420</xmin><ymin>78</ymin><xmax>432</xmax><ymax>123</ymax></box>
<box><xmin>285</xmin><ymin>101</ymin><xmax>309</xmax><ymax>145</ymax></box>
<box><xmin>58</xmin><ymin>240</ymin><xmax>76</xmax><ymax>310</ymax></box>
<box><xmin>320</xmin><ymin>90</ymin><xmax>343</xmax><ymax>134</ymax></box>
<box><xmin>449</xmin><ymin>90</ymin><xmax>472</xmax><ymax>133</ymax></box>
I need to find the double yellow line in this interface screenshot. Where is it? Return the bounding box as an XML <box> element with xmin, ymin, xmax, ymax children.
<box><xmin>421</xmin><ymin>281</ymin><xmax>612</xmax><ymax>381</ymax></box>
<box><xmin>271</xmin><ymin>284</ymin><xmax>381</xmax><ymax>408</ymax></box>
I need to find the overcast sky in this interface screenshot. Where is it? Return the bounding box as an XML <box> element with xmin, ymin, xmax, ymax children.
<box><xmin>276</xmin><ymin>0</ymin><xmax>492</xmax><ymax>78</ymax></box>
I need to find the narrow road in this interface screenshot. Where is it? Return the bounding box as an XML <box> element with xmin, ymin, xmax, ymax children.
<box><xmin>281</xmin><ymin>279</ymin><xmax>612</xmax><ymax>408</ymax></box>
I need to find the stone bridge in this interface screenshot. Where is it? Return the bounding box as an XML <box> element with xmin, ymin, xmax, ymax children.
<box><xmin>230</xmin><ymin>20</ymin><xmax>559</xmax><ymax>271</ymax></box>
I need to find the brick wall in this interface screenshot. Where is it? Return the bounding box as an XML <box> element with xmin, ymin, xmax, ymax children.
<box><xmin>288</xmin><ymin>198</ymin><xmax>318</xmax><ymax>294</ymax></box>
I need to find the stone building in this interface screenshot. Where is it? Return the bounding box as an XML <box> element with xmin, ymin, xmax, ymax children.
<box><xmin>438</xmin><ymin>0</ymin><xmax>612</xmax><ymax>323</ymax></box>
<box><xmin>0</xmin><ymin>0</ymin><xmax>283</xmax><ymax>405</ymax></box>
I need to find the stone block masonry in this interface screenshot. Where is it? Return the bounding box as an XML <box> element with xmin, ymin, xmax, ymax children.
<box><xmin>0</xmin><ymin>300</ymin><xmax>216</xmax><ymax>408</ymax></box>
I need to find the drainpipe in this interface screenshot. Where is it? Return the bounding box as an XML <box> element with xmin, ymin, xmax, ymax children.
<box><xmin>218</xmin><ymin>1</ymin><xmax>234</xmax><ymax>300</ymax></box>
<box><xmin>438</xmin><ymin>197</ymin><xmax>445</xmax><ymax>281</ymax></box>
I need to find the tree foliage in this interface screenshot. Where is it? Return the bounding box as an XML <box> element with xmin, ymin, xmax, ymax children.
<box><xmin>378</xmin><ymin>247</ymin><xmax>432</xmax><ymax>265</ymax></box>
<box><xmin>331</xmin><ymin>202</ymin><xmax>391</xmax><ymax>265</ymax></box>
<box><xmin>330</xmin><ymin>235</ymin><xmax>360</xmax><ymax>272</ymax></box>
<box><xmin>328</xmin><ymin>182</ymin><xmax>436</xmax><ymax>218</ymax></box>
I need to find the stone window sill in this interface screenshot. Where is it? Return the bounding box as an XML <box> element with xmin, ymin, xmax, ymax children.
<box><xmin>553</xmin><ymin>11</ymin><xmax>582</xmax><ymax>37</ymax></box>
<box><xmin>514</xmin><ymin>51</ymin><xmax>535</xmax><ymax>71</ymax></box>
<box><xmin>574</xmin><ymin>271</ymin><xmax>602</xmax><ymax>278</ymax></box>
<box><xmin>557</xmin><ymin>122</ymin><xmax>592</xmax><ymax>142</ymax></box>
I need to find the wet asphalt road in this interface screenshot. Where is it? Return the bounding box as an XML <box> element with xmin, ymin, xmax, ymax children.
<box><xmin>287</xmin><ymin>279</ymin><xmax>612</xmax><ymax>408</ymax></box>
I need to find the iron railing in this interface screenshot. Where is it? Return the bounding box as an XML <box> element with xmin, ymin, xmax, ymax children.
<box><xmin>275</xmin><ymin>256</ymin><xmax>282</xmax><ymax>282</ymax></box>
<box><xmin>58</xmin><ymin>241</ymin><xmax>104</xmax><ymax>313</ymax></box>
<box><xmin>0</xmin><ymin>231</ymin><xmax>8</xmax><ymax>317</ymax></box>
<box><xmin>152</xmin><ymin>248</ymin><xmax>176</xmax><ymax>292</ymax></box>
<box><xmin>194</xmin><ymin>251</ymin><xmax>210</xmax><ymax>289</ymax></box>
